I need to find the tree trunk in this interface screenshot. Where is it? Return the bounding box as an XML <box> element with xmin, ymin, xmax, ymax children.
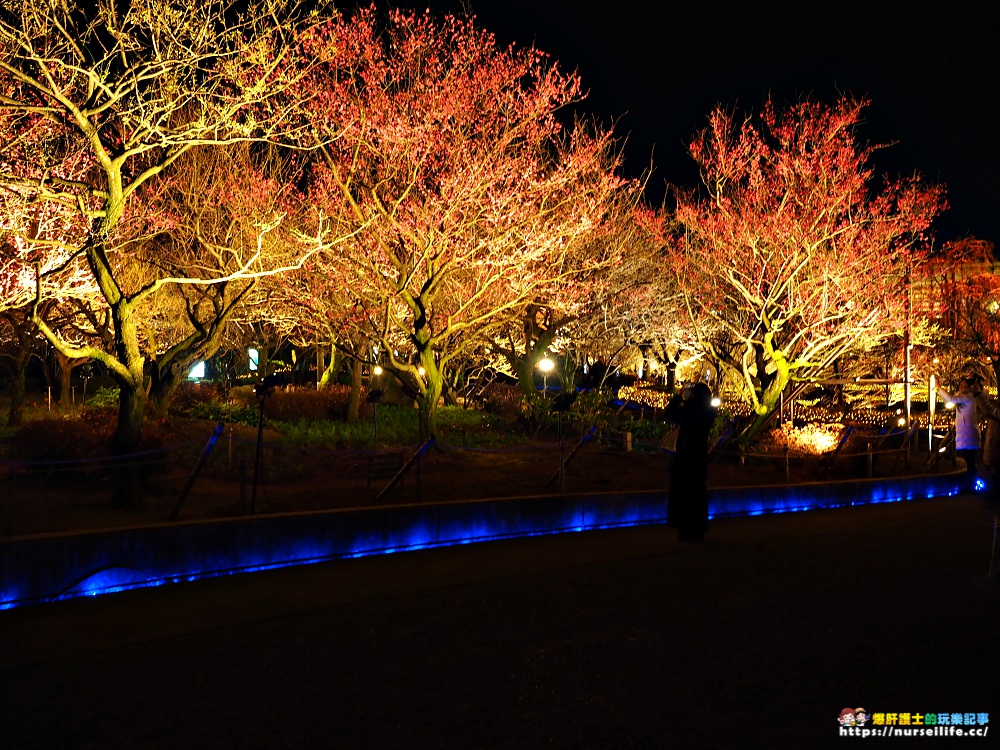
<box><xmin>6</xmin><ymin>353</ymin><xmax>28</xmax><ymax>427</ymax></box>
<box><xmin>55</xmin><ymin>350</ymin><xmax>82</xmax><ymax>409</ymax></box>
<box><xmin>417</xmin><ymin>375</ymin><xmax>442</xmax><ymax>442</ymax></box>
<box><xmin>666</xmin><ymin>361</ymin><xmax>677</xmax><ymax>392</ymax></box>
<box><xmin>741</xmin><ymin>367</ymin><xmax>791</xmax><ymax>442</ymax></box>
<box><xmin>347</xmin><ymin>356</ymin><xmax>362</xmax><ymax>422</ymax></box>
<box><xmin>114</xmin><ymin>380</ymin><xmax>146</xmax><ymax>449</ymax></box>
<box><xmin>109</xmin><ymin>376</ymin><xmax>146</xmax><ymax>509</ymax></box>
<box><xmin>148</xmin><ymin>361</ymin><xmax>183</xmax><ymax>420</ymax></box>
<box><xmin>515</xmin><ymin>353</ymin><xmax>538</xmax><ymax>396</ymax></box>
<box><xmin>417</xmin><ymin>353</ymin><xmax>443</xmax><ymax>442</ymax></box>
<box><xmin>318</xmin><ymin>343</ymin><xmax>338</xmax><ymax>387</ymax></box>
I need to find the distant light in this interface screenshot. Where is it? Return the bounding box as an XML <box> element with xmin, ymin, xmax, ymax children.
<box><xmin>897</xmin><ymin>417</ymin><xmax>906</xmax><ymax>426</ymax></box>
<box><xmin>248</xmin><ymin>348</ymin><xmax>259</xmax><ymax>372</ymax></box>
<box><xmin>188</xmin><ymin>361</ymin><xmax>206</xmax><ymax>380</ymax></box>
<box><xmin>711</xmin><ymin>397</ymin><xmax>721</xmax><ymax>407</ymax></box>
<box><xmin>945</xmin><ymin>402</ymin><xmax>955</xmax><ymax>410</ymax></box>
<box><xmin>373</xmin><ymin>366</ymin><xmax>383</xmax><ymax>376</ymax></box>
<box><xmin>538</xmin><ymin>358</ymin><xmax>554</xmax><ymax>373</ymax></box>
<box><xmin>975</xmin><ymin>478</ymin><xmax>987</xmax><ymax>492</ymax></box>
<box><xmin>418</xmin><ymin>366</ymin><xmax>426</xmax><ymax>376</ymax></box>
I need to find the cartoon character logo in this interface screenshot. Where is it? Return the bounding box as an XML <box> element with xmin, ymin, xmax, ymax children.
<box><xmin>855</xmin><ymin>708</ymin><xmax>869</xmax><ymax>726</ymax></box>
<box><xmin>839</xmin><ymin>708</ymin><xmax>856</xmax><ymax>726</ymax></box>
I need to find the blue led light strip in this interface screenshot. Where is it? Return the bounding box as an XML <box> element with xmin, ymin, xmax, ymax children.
<box><xmin>0</xmin><ymin>472</ymin><xmax>963</xmax><ymax>610</ymax></box>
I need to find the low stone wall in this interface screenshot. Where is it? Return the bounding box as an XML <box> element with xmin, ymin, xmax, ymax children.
<box><xmin>0</xmin><ymin>471</ymin><xmax>963</xmax><ymax>609</ymax></box>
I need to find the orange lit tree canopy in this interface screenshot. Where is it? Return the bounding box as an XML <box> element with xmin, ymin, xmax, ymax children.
<box><xmin>299</xmin><ymin>7</ymin><xmax>632</xmax><ymax>439</ymax></box>
<box><xmin>672</xmin><ymin>97</ymin><xmax>947</xmax><ymax>439</ymax></box>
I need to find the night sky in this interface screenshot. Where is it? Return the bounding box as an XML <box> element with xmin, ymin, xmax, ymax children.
<box><xmin>393</xmin><ymin>1</ymin><xmax>999</xmax><ymax>249</ymax></box>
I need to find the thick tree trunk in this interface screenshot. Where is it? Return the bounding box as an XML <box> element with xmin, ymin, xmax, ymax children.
<box><xmin>55</xmin><ymin>350</ymin><xmax>79</xmax><ymax>408</ymax></box>
<box><xmin>110</xmin><ymin>376</ymin><xmax>146</xmax><ymax>509</ymax></box>
<box><xmin>417</xmin><ymin>375</ymin><xmax>442</xmax><ymax>442</ymax></box>
<box><xmin>347</xmin><ymin>356</ymin><xmax>362</xmax><ymax>422</ymax></box>
<box><xmin>666</xmin><ymin>361</ymin><xmax>677</xmax><ymax>392</ymax></box>
<box><xmin>6</xmin><ymin>354</ymin><xmax>28</xmax><ymax>427</ymax></box>
<box><xmin>115</xmin><ymin>380</ymin><xmax>146</xmax><ymax>450</ymax></box>
<box><xmin>416</xmin><ymin>350</ymin><xmax>443</xmax><ymax>442</ymax></box>
<box><xmin>742</xmin><ymin>367</ymin><xmax>791</xmax><ymax>442</ymax></box>
<box><xmin>108</xmin><ymin>292</ymin><xmax>147</xmax><ymax>507</ymax></box>
<box><xmin>515</xmin><ymin>353</ymin><xmax>538</xmax><ymax>396</ymax></box>
<box><xmin>148</xmin><ymin>361</ymin><xmax>183</xmax><ymax>419</ymax></box>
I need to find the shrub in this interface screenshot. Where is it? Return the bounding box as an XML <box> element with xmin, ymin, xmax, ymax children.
<box><xmin>222</xmin><ymin>384</ymin><xmax>356</xmax><ymax>422</ymax></box>
<box><xmin>9</xmin><ymin>418</ymin><xmax>112</xmax><ymax>462</ymax></box>
<box><xmin>170</xmin><ymin>382</ymin><xmax>222</xmax><ymax>413</ymax></box>
<box><xmin>265</xmin><ymin>386</ymin><xmax>355</xmax><ymax>421</ymax></box>
<box><xmin>87</xmin><ymin>386</ymin><xmax>120</xmax><ymax>409</ymax></box>
<box><xmin>481</xmin><ymin>382</ymin><xmax>525</xmax><ymax>419</ymax></box>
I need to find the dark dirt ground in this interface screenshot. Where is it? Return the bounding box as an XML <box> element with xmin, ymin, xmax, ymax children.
<box><xmin>1</xmin><ymin>416</ymin><xmax>959</xmax><ymax>536</ymax></box>
<box><xmin>2</xmin><ymin>493</ymin><xmax>997</xmax><ymax>748</ymax></box>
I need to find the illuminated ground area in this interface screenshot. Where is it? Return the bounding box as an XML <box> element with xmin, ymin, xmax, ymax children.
<box><xmin>2</xmin><ymin>495</ymin><xmax>996</xmax><ymax>747</ymax></box>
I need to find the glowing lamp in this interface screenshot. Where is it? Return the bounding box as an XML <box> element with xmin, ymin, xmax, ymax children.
<box><xmin>373</xmin><ymin>366</ymin><xmax>383</xmax><ymax>376</ymax></box>
<box><xmin>538</xmin><ymin>357</ymin><xmax>555</xmax><ymax>394</ymax></box>
<box><xmin>711</xmin><ymin>397</ymin><xmax>721</xmax><ymax>407</ymax></box>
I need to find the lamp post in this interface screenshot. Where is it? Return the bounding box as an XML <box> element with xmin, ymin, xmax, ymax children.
<box><xmin>369</xmin><ymin>366</ymin><xmax>384</xmax><ymax>446</ymax></box>
<box><xmin>538</xmin><ymin>357</ymin><xmax>554</xmax><ymax>396</ymax></box>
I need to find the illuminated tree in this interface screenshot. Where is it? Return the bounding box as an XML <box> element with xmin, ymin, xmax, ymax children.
<box><xmin>304</xmin><ymin>7</ymin><xmax>630</xmax><ymax>439</ymax></box>
<box><xmin>927</xmin><ymin>239</ymin><xmax>1000</xmax><ymax>384</ymax></box>
<box><xmin>130</xmin><ymin>143</ymin><xmax>303</xmax><ymax>416</ymax></box>
<box><xmin>0</xmin><ymin>0</ymin><xmax>334</xmax><ymax>460</ymax></box>
<box><xmin>672</xmin><ymin>97</ymin><xmax>946</xmax><ymax>438</ymax></box>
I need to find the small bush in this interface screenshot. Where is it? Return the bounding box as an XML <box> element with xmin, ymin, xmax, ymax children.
<box><xmin>265</xmin><ymin>386</ymin><xmax>355</xmax><ymax>421</ymax></box>
<box><xmin>87</xmin><ymin>386</ymin><xmax>120</xmax><ymax>409</ymax></box>
<box><xmin>481</xmin><ymin>383</ymin><xmax>525</xmax><ymax>419</ymax></box>
<box><xmin>170</xmin><ymin>382</ymin><xmax>222</xmax><ymax>413</ymax></box>
<box><xmin>9</xmin><ymin>418</ymin><xmax>112</xmax><ymax>462</ymax></box>
<box><xmin>222</xmin><ymin>384</ymin><xmax>356</xmax><ymax>422</ymax></box>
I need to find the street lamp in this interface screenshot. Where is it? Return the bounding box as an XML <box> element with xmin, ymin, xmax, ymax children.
<box><xmin>538</xmin><ymin>357</ymin><xmax>554</xmax><ymax>395</ymax></box>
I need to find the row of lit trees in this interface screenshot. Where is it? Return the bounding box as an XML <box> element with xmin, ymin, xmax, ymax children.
<box><xmin>1</xmin><ymin>1</ymin><xmax>989</xmax><ymax>455</ymax></box>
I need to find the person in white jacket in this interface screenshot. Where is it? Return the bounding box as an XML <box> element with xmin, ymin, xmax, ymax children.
<box><xmin>939</xmin><ymin>377</ymin><xmax>982</xmax><ymax>492</ymax></box>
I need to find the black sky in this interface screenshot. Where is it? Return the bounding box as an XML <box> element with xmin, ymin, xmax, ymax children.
<box><xmin>391</xmin><ymin>1</ymin><xmax>999</xmax><ymax>247</ymax></box>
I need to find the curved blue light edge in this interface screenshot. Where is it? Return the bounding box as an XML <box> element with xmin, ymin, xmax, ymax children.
<box><xmin>0</xmin><ymin>477</ymin><xmax>961</xmax><ymax>611</ymax></box>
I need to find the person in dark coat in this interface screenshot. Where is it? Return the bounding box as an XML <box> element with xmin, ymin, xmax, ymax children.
<box><xmin>665</xmin><ymin>382</ymin><xmax>717</xmax><ymax>541</ymax></box>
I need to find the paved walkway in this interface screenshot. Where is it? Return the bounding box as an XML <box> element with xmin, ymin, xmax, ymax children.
<box><xmin>2</xmin><ymin>494</ymin><xmax>998</xmax><ymax>748</ymax></box>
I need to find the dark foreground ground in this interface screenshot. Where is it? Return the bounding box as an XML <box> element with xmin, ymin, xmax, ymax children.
<box><xmin>2</xmin><ymin>495</ymin><xmax>998</xmax><ymax>749</ymax></box>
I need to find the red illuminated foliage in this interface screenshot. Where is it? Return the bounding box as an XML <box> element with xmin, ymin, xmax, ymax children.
<box><xmin>672</xmin><ymin>97</ymin><xmax>947</xmax><ymax>438</ymax></box>
<box><xmin>923</xmin><ymin>239</ymin><xmax>1000</xmax><ymax>384</ymax></box>
<box><xmin>297</xmin><ymin>7</ymin><xmax>633</xmax><ymax>438</ymax></box>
